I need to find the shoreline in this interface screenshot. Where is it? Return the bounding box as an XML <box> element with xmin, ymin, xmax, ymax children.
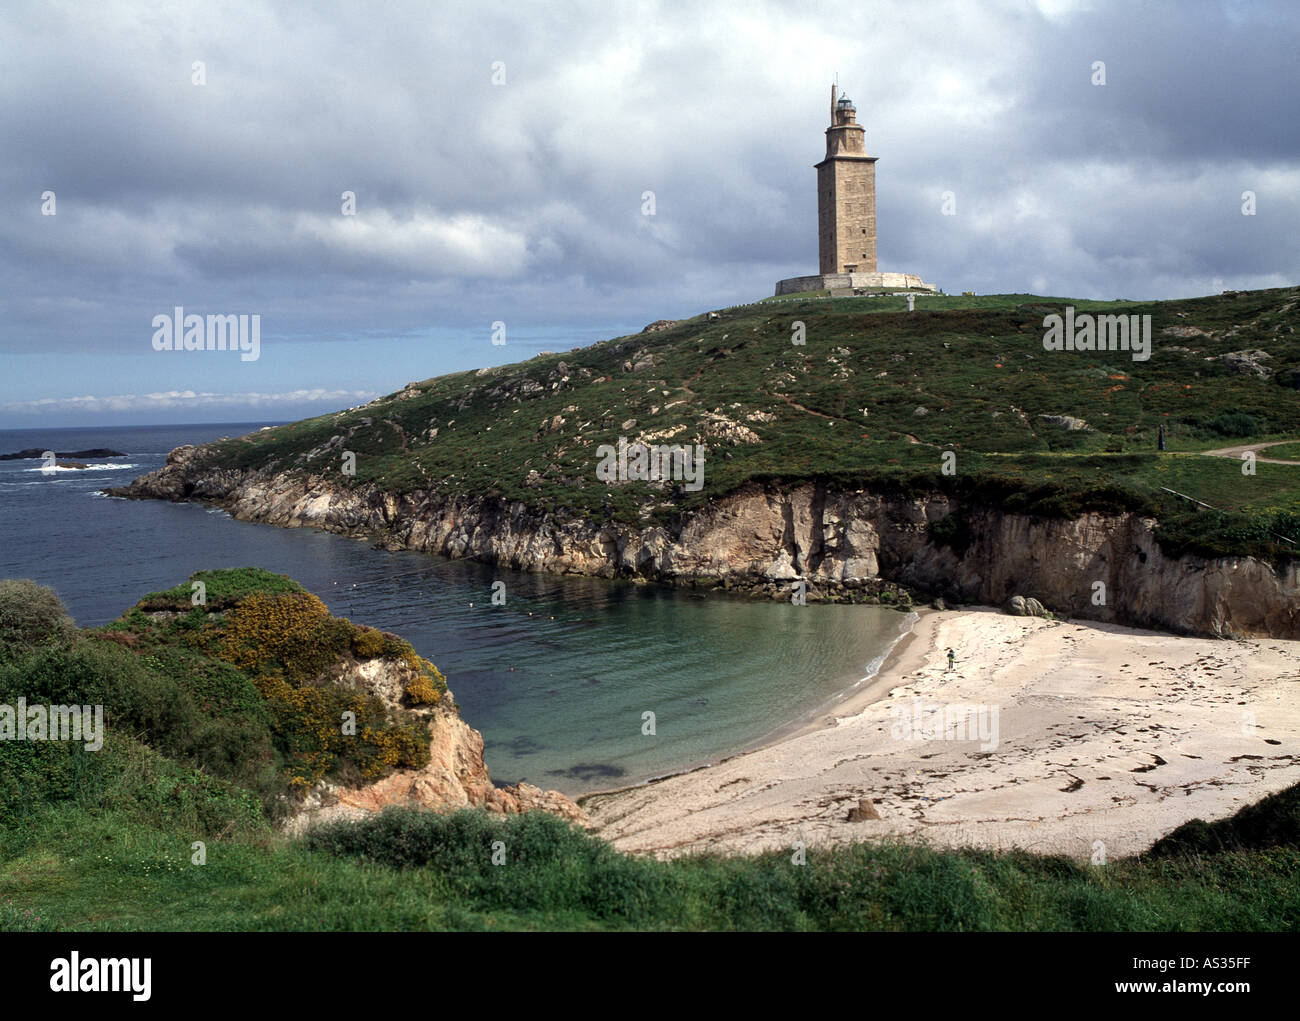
<box><xmin>775</xmin><ymin>607</ymin><xmax>929</xmax><ymax>746</ymax></box>
<box><xmin>578</xmin><ymin>607</ymin><xmax>926</xmax><ymax>805</ymax></box>
<box><xmin>586</xmin><ymin>607</ymin><xmax>1300</xmax><ymax>859</ymax></box>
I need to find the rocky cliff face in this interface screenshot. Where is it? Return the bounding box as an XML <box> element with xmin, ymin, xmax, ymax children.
<box><xmin>284</xmin><ymin>653</ymin><xmax>586</xmax><ymax>836</ymax></box>
<box><xmin>112</xmin><ymin>445</ymin><xmax>1300</xmax><ymax>640</ymax></box>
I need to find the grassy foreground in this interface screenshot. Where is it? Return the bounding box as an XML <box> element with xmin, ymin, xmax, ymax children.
<box><xmin>1</xmin><ymin>571</ymin><xmax>1298</xmax><ymax>931</ymax></box>
<box><xmin>3</xmin><ymin>798</ymin><xmax>1298</xmax><ymax>932</ymax></box>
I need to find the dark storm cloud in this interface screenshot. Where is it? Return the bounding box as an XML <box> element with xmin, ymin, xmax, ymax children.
<box><xmin>1</xmin><ymin>0</ymin><xmax>1296</xmax><ymax>386</ymax></box>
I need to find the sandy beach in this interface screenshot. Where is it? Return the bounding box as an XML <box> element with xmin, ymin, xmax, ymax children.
<box><xmin>584</xmin><ymin>608</ymin><xmax>1300</xmax><ymax>860</ymax></box>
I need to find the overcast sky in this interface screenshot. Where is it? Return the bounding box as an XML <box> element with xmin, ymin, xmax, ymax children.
<box><xmin>2</xmin><ymin>0</ymin><xmax>1296</xmax><ymax>428</ymax></box>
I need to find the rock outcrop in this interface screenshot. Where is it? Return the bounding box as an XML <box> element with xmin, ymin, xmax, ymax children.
<box><xmin>1006</xmin><ymin>595</ymin><xmax>1050</xmax><ymax>618</ymax></box>
<box><xmin>111</xmin><ymin>447</ymin><xmax>1300</xmax><ymax>640</ymax></box>
<box><xmin>283</xmin><ymin>690</ymin><xmax>587</xmax><ymax>836</ymax></box>
<box><xmin>284</xmin><ymin>654</ymin><xmax>586</xmax><ymax>836</ymax></box>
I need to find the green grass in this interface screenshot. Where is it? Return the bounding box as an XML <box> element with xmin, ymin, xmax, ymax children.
<box><xmin>2</xmin><ymin>800</ymin><xmax>1297</xmax><ymax>931</ymax></box>
<box><xmin>1257</xmin><ymin>441</ymin><xmax>1300</xmax><ymax>461</ymax></box>
<box><xmin>152</xmin><ymin>285</ymin><xmax>1300</xmax><ymax>564</ymax></box>
<box><xmin>136</xmin><ymin>567</ymin><xmax>305</xmax><ymax>611</ymax></box>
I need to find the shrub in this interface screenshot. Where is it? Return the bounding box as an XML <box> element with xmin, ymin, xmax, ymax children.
<box><xmin>1154</xmin><ymin>509</ymin><xmax>1292</xmax><ymax>563</ymax></box>
<box><xmin>1206</xmin><ymin>411</ymin><xmax>1260</xmax><ymax>438</ymax></box>
<box><xmin>246</xmin><ymin>669</ymin><xmax>429</xmax><ymax>791</ymax></box>
<box><xmin>109</xmin><ymin>742</ymin><xmax>265</xmax><ymax>834</ymax></box>
<box><xmin>351</xmin><ymin>627</ymin><xmax>386</xmax><ymax>659</ymax></box>
<box><xmin>0</xmin><ymin>579</ymin><xmax>76</xmax><ymax>661</ymax></box>
<box><xmin>198</xmin><ymin>591</ymin><xmax>436</xmax><ymax>788</ymax></box>
<box><xmin>0</xmin><ymin>640</ymin><xmax>193</xmax><ymax>745</ymax></box>
<box><xmin>0</xmin><ymin>739</ymin><xmax>105</xmax><ymax>826</ymax></box>
<box><xmin>376</xmin><ymin>632</ymin><xmax>447</xmax><ymax>701</ymax></box>
<box><xmin>0</xmin><ymin>639</ymin><xmax>283</xmax><ymax>808</ymax></box>
<box><xmin>306</xmin><ymin>806</ymin><xmax>671</xmax><ymax>920</ymax></box>
<box><xmin>1274</xmin><ymin>367</ymin><xmax>1300</xmax><ymax>390</ymax></box>
<box><xmin>9</xmin><ymin>568</ymin><xmax>447</xmax><ymax>809</ymax></box>
<box><xmin>404</xmin><ymin>673</ymin><xmax>442</xmax><ymax>706</ymax></box>
<box><xmin>213</xmin><ymin>591</ymin><xmax>355</xmax><ymax>683</ymax></box>
<box><xmin>1269</xmin><ymin>510</ymin><xmax>1300</xmax><ymax>545</ymax></box>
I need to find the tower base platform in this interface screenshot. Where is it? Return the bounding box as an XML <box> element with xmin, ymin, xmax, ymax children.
<box><xmin>775</xmin><ymin>271</ymin><xmax>938</xmax><ymax>296</ymax></box>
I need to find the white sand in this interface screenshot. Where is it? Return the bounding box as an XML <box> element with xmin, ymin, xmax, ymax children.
<box><xmin>585</xmin><ymin>608</ymin><xmax>1300</xmax><ymax>860</ymax></box>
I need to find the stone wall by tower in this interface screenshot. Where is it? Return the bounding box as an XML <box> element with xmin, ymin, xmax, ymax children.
<box><xmin>774</xmin><ymin>271</ymin><xmax>936</xmax><ymax>296</ymax></box>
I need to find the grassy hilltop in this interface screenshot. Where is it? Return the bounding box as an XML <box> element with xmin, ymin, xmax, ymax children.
<box><xmin>190</xmin><ymin>286</ymin><xmax>1300</xmax><ymax>563</ymax></box>
<box><xmin>2</xmin><ymin>570</ymin><xmax>1298</xmax><ymax>932</ymax></box>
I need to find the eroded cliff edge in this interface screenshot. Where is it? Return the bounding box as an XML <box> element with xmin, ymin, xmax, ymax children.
<box><xmin>283</xmin><ymin>659</ymin><xmax>587</xmax><ymax>836</ymax></box>
<box><xmin>110</xmin><ymin>444</ymin><xmax>1299</xmax><ymax>639</ymax></box>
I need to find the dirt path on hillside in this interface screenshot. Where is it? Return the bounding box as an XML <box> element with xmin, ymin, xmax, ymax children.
<box><xmin>1201</xmin><ymin>440</ymin><xmax>1300</xmax><ymax>466</ymax></box>
<box><xmin>769</xmin><ymin>392</ymin><xmax>843</xmax><ymax>422</ymax></box>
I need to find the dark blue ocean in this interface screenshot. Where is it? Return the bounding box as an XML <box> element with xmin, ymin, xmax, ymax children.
<box><xmin>0</xmin><ymin>422</ymin><xmax>910</xmax><ymax>794</ymax></box>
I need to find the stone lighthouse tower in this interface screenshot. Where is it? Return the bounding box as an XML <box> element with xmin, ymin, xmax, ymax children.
<box><xmin>773</xmin><ymin>85</ymin><xmax>935</xmax><ymax>296</ymax></box>
<box><xmin>816</xmin><ymin>84</ymin><xmax>877</xmax><ymax>275</ymax></box>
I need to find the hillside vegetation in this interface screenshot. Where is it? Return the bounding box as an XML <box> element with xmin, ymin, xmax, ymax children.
<box><xmin>0</xmin><ymin>568</ymin><xmax>444</xmax><ymax>827</ymax></box>
<box><xmin>2</xmin><ymin>573</ymin><xmax>1298</xmax><ymax>932</ymax></box>
<box><xmin>185</xmin><ymin>287</ymin><xmax>1300</xmax><ymax>563</ymax></box>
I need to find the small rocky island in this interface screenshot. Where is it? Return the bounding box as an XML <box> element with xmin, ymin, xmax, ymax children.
<box><xmin>0</xmin><ymin>447</ymin><xmax>125</xmax><ymax>460</ymax></box>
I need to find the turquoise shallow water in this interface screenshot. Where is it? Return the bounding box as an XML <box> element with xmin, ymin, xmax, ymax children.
<box><xmin>353</xmin><ymin>562</ymin><xmax>914</xmax><ymax>794</ymax></box>
<box><xmin>0</xmin><ymin>423</ymin><xmax>912</xmax><ymax>796</ymax></box>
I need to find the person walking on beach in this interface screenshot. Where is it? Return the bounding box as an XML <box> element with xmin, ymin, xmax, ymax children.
<box><xmin>946</xmin><ymin>648</ymin><xmax>956</xmax><ymax>672</ymax></box>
